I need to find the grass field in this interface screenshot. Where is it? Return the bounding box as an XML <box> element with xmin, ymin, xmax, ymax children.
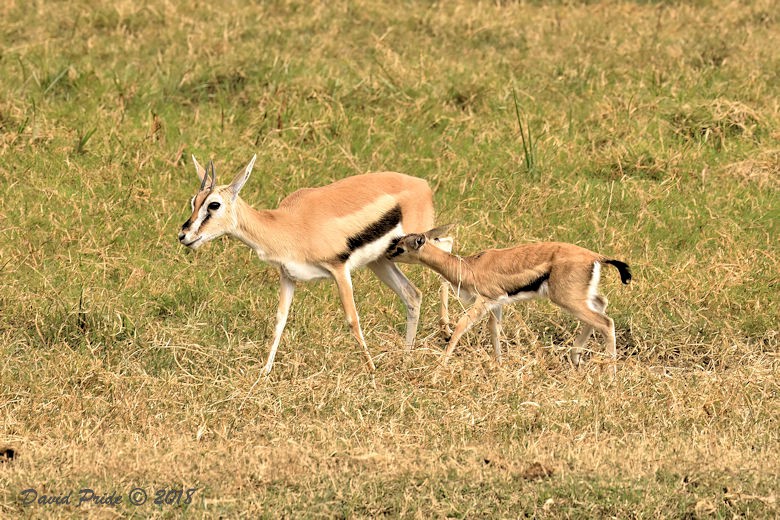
<box><xmin>1</xmin><ymin>0</ymin><xmax>778</xmax><ymax>517</ymax></box>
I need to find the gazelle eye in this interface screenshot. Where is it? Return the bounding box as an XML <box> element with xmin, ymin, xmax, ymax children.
<box><xmin>208</xmin><ymin>201</ymin><xmax>221</xmax><ymax>211</ymax></box>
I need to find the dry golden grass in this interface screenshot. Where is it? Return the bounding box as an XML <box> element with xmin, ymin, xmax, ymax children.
<box><xmin>1</xmin><ymin>0</ymin><xmax>778</xmax><ymax>517</ymax></box>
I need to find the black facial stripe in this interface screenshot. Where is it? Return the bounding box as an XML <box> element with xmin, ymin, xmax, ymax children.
<box><xmin>507</xmin><ymin>272</ymin><xmax>550</xmax><ymax>296</ymax></box>
<box><xmin>336</xmin><ymin>205</ymin><xmax>403</xmax><ymax>262</ymax></box>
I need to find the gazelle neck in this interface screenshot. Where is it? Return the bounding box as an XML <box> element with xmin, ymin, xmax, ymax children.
<box><xmin>231</xmin><ymin>198</ymin><xmax>287</xmax><ymax>260</ymax></box>
<box><xmin>420</xmin><ymin>246</ymin><xmax>476</xmax><ymax>289</ymax></box>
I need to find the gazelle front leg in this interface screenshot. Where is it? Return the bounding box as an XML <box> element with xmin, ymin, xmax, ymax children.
<box><xmin>262</xmin><ymin>270</ymin><xmax>296</xmax><ymax>375</ymax></box>
<box><xmin>331</xmin><ymin>267</ymin><xmax>376</xmax><ymax>372</ymax></box>
<box><xmin>439</xmin><ymin>282</ymin><xmax>452</xmax><ymax>341</ymax></box>
<box><xmin>442</xmin><ymin>296</ymin><xmax>491</xmax><ymax>365</ymax></box>
<box><xmin>431</xmin><ymin>235</ymin><xmax>454</xmax><ymax>341</ymax></box>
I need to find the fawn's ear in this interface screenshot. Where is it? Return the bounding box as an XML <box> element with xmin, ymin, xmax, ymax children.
<box><xmin>424</xmin><ymin>224</ymin><xmax>454</xmax><ymax>240</ymax></box>
<box><xmin>424</xmin><ymin>224</ymin><xmax>454</xmax><ymax>252</ymax></box>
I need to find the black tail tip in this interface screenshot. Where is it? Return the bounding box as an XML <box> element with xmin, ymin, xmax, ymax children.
<box><xmin>606</xmin><ymin>259</ymin><xmax>632</xmax><ymax>285</ymax></box>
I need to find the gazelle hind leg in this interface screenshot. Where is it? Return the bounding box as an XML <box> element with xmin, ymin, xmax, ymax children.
<box><xmin>590</xmin><ymin>294</ymin><xmax>608</xmax><ymax>313</ymax></box>
<box><xmin>604</xmin><ymin>315</ymin><xmax>617</xmax><ymax>362</ymax></box>
<box><xmin>570</xmin><ymin>324</ymin><xmax>592</xmax><ymax>367</ymax></box>
<box><xmin>588</xmin><ymin>295</ymin><xmax>616</xmax><ymax>362</ymax></box>
<box><xmin>575</xmin><ymin>309</ymin><xmax>617</xmax><ymax>368</ymax></box>
<box><xmin>368</xmin><ymin>258</ymin><xmax>422</xmax><ymax>350</ymax></box>
<box><xmin>600</xmin><ymin>313</ymin><xmax>617</xmax><ymax>376</ymax></box>
<box><xmin>571</xmin><ymin>294</ymin><xmax>608</xmax><ymax>366</ymax></box>
<box><xmin>443</xmin><ymin>296</ymin><xmax>490</xmax><ymax>365</ymax></box>
<box><xmin>562</xmin><ymin>303</ymin><xmax>616</xmax><ymax>367</ymax></box>
<box><xmin>488</xmin><ymin>305</ymin><xmax>503</xmax><ymax>363</ymax></box>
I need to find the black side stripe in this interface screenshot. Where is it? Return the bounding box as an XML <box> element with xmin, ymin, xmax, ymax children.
<box><xmin>507</xmin><ymin>272</ymin><xmax>550</xmax><ymax>296</ymax></box>
<box><xmin>337</xmin><ymin>205</ymin><xmax>403</xmax><ymax>263</ymax></box>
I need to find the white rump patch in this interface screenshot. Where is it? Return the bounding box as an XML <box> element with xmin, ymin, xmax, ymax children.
<box><xmin>586</xmin><ymin>261</ymin><xmax>602</xmax><ymax>312</ymax></box>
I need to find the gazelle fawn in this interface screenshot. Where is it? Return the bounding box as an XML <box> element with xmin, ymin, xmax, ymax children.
<box><xmin>388</xmin><ymin>226</ymin><xmax>631</xmax><ymax>369</ymax></box>
<box><xmin>178</xmin><ymin>155</ymin><xmax>453</xmax><ymax>375</ymax></box>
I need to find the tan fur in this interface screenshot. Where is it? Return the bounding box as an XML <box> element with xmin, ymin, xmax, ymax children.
<box><xmin>230</xmin><ymin>174</ymin><xmax>434</xmax><ymax>262</ymax></box>
<box><xmin>388</xmin><ymin>230</ymin><xmax>631</xmax><ymax>371</ymax></box>
<box><xmin>179</xmin><ymin>155</ymin><xmax>451</xmax><ymax>375</ymax></box>
<box><xmin>412</xmin><ymin>243</ymin><xmax>600</xmax><ymax>300</ymax></box>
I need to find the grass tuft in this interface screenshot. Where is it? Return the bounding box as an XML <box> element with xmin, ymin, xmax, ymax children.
<box><xmin>511</xmin><ymin>88</ymin><xmax>537</xmax><ymax>177</ymax></box>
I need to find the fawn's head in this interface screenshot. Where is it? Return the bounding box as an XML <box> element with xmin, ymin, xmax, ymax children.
<box><xmin>387</xmin><ymin>224</ymin><xmax>453</xmax><ymax>263</ymax></box>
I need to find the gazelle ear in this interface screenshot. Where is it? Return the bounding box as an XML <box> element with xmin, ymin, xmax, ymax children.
<box><xmin>424</xmin><ymin>224</ymin><xmax>454</xmax><ymax>240</ymax></box>
<box><xmin>192</xmin><ymin>155</ymin><xmax>208</xmax><ymax>187</ymax></box>
<box><xmin>228</xmin><ymin>154</ymin><xmax>257</xmax><ymax>200</ymax></box>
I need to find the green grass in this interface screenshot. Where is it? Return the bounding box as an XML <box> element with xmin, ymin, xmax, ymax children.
<box><xmin>1</xmin><ymin>0</ymin><xmax>778</xmax><ymax>517</ymax></box>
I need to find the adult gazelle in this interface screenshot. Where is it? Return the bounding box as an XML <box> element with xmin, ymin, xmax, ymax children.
<box><xmin>179</xmin><ymin>155</ymin><xmax>453</xmax><ymax>375</ymax></box>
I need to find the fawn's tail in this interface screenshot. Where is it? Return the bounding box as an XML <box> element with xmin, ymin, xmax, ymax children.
<box><xmin>604</xmin><ymin>259</ymin><xmax>632</xmax><ymax>285</ymax></box>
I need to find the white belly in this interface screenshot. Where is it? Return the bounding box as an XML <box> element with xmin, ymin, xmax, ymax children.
<box><xmin>279</xmin><ymin>261</ymin><xmax>331</xmax><ymax>282</ymax></box>
<box><xmin>496</xmin><ymin>281</ymin><xmax>549</xmax><ymax>305</ymax></box>
<box><xmin>266</xmin><ymin>223</ymin><xmax>404</xmax><ymax>281</ymax></box>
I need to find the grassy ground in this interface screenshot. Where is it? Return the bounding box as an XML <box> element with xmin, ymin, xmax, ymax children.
<box><xmin>1</xmin><ymin>0</ymin><xmax>778</xmax><ymax>517</ymax></box>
